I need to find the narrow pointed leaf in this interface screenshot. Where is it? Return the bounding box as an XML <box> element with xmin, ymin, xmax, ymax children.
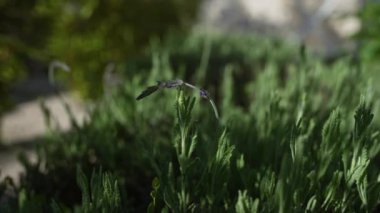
<box><xmin>136</xmin><ymin>85</ymin><xmax>159</xmax><ymax>100</ymax></box>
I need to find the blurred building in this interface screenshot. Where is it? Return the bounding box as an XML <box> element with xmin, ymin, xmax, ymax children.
<box><xmin>199</xmin><ymin>0</ymin><xmax>362</xmax><ymax>57</ymax></box>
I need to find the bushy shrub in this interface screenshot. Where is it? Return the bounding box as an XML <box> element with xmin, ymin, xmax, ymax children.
<box><xmin>1</xmin><ymin>34</ymin><xmax>380</xmax><ymax>212</ymax></box>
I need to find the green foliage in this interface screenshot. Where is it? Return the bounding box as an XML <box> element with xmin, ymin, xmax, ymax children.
<box><xmin>18</xmin><ymin>188</ymin><xmax>45</xmax><ymax>213</ymax></box>
<box><xmin>357</xmin><ymin>1</ymin><xmax>380</xmax><ymax>62</ymax></box>
<box><xmin>0</xmin><ymin>176</ymin><xmax>17</xmax><ymax>213</ymax></box>
<box><xmin>0</xmin><ymin>0</ymin><xmax>200</xmax><ymax>113</ymax></box>
<box><xmin>2</xmin><ymin>34</ymin><xmax>380</xmax><ymax>212</ymax></box>
<box><xmin>73</xmin><ymin>167</ymin><xmax>121</xmax><ymax>213</ymax></box>
<box><xmin>45</xmin><ymin>0</ymin><xmax>200</xmax><ymax>98</ymax></box>
<box><xmin>0</xmin><ymin>52</ymin><xmax>25</xmax><ymax>114</ymax></box>
<box><xmin>153</xmin><ymin>91</ymin><xmax>234</xmax><ymax>212</ymax></box>
<box><xmin>0</xmin><ymin>0</ymin><xmax>47</xmax><ymax>114</ymax></box>
<box><xmin>235</xmin><ymin>190</ymin><xmax>259</xmax><ymax>213</ymax></box>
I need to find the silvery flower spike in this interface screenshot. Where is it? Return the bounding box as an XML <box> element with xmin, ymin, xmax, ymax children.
<box><xmin>136</xmin><ymin>79</ymin><xmax>219</xmax><ymax>119</ymax></box>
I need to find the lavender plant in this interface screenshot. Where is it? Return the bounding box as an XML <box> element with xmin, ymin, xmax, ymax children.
<box><xmin>136</xmin><ymin>79</ymin><xmax>219</xmax><ymax>119</ymax></box>
<box><xmin>2</xmin><ymin>34</ymin><xmax>380</xmax><ymax>212</ymax></box>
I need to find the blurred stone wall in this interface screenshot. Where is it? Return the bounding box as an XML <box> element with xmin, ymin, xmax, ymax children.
<box><xmin>198</xmin><ymin>0</ymin><xmax>362</xmax><ymax>57</ymax></box>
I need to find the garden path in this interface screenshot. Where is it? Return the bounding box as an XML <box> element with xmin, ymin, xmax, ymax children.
<box><xmin>0</xmin><ymin>72</ymin><xmax>87</xmax><ymax>183</ymax></box>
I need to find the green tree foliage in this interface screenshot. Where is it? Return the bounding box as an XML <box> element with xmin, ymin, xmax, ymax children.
<box><xmin>0</xmin><ymin>0</ymin><xmax>52</xmax><ymax>114</ymax></box>
<box><xmin>45</xmin><ymin>0</ymin><xmax>200</xmax><ymax>98</ymax></box>
<box><xmin>357</xmin><ymin>1</ymin><xmax>380</xmax><ymax>62</ymax></box>
<box><xmin>0</xmin><ymin>0</ymin><xmax>200</xmax><ymax>114</ymax></box>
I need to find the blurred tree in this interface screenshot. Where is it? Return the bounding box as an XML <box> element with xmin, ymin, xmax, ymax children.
<box><xmin>46</xmin><ymin>0</ymin><xmax>200</xmax><ymax>98</ymax></box>
<box><xmin>356</xmin><ymin>0</ymin><xmax>380</xmax><ymax>62</ymax></box>
<box><xmin>0</xmin><ymin>0</ymin><xmax>200</xmax><ymax>105</ymax></box>
<box><xmin>0</xmin><ymin>0</ymin><xmax>53</xmax><ymax>114</ymax></box>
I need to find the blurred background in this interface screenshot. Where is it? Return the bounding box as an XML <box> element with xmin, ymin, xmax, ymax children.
<box><xmin>1</xmin><ymin>0</ymin><xmax>380</xmax><ymax>209</ymax></box>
